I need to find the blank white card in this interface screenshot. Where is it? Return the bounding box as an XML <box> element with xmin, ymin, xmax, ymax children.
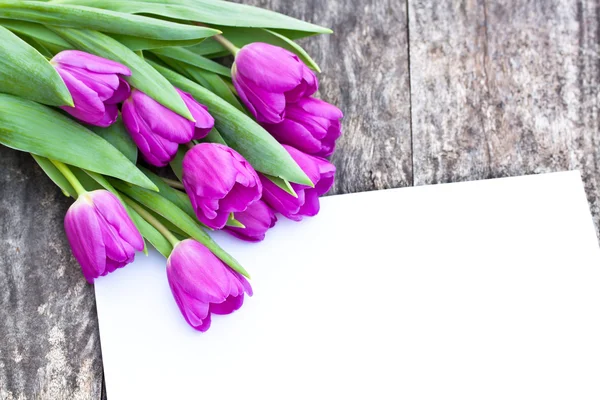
<box><xmin>96</xmin><ymin>171</ymin><xmax>600</xmax><ymax>400</ymax></box>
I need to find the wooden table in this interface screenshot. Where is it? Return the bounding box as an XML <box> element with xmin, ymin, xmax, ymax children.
<box><xmin>2</xmin><ymin>0</ymin><xmax>599</xmax><ymax>398</ymax></box>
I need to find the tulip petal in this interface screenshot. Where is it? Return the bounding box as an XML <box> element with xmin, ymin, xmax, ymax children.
<box><xmin>57</xmin><ymin>68</ymin><xmax>106</xmax><ymax>125</ymax></box>
<box><xmin>106</xmin><ymin>78</ymin><xmax>131</xmax><ymax>104</ymax></box>
<box><xmin>210</xmin><ymin>294</ymin><xmax>244</xmax><ymax>315</ymax></box>
<box><xmin>234</xmin><ymin>77</ymin><xmax>286</xmax><ymax>124</ymax></box>
<box><xmin>166</xmin><ymin>239</ymin><xmax>252</xmax><ymax>332</ymax></box>
<box><xmin>94</xmin><ymin>104</ymin><xmax>119</xmax><ymax>128</ymax></box>
<box><xmin>260</xmin><ymin>175</ymin><xmax>304</xmax><ymax>220</ymax></box>
<box><xmin>235</xmin><ymin>43</ymin><xmax>304</xmax><ymax>92</ymax></box>
<box><xmin>91</xmin><ymin>190</ymin><xmax>144</xmax><ymax>252</ymax></box>
<box><xmin>122</xmin><ymin>97</ymin><xmax>179</xmax><ymax>166</ymax></box>
<box><xmin>129</xmin><ymin>90</ymin><xmax>194</xmax><ymax>143</ymax></box>
<box><xmin>183</xmin><ymin>144</ymin><xmax>262</xmax><ymax>229</ymax></box>
<box><xmin>53</xmin><ymin>50</ymin><xmax>131</xmax><ymax>76</ymax></box>
<box><xmin>264</xmin><ymin>119</ymin><xmax>322</xmax><ymax>155</ymax></box>
<box><xmin>225</xmin><ymin>200</ymin><xmax>277</xmax><ymax>242</ymax></box>
<box><xmin>298</xmin><ymin>187</ymin><xmax>321</xmax><ymax>217</ymax></box>
<box><xmin>60</xmin><ymin>65</ymin><xmax>119</xmax><ymax>102</ymax></box>
<box><xmin>285</xmin><ymin>67</ymin><xmax>318</xmax><ymax>102</ymax></box>
<box><xmin>64</xmin><ymin>197</ymin><xmax>106</xmax><ymax>283</ymax></box>
<box><xmin>168</xmin><ymin>240</ymin><xmax>232</xmax><ymax>302</ymax></box>
<box><xmin>177</xmin><ymin>88</ymin><xmax>215</xmax><ymax>140</ymax></box>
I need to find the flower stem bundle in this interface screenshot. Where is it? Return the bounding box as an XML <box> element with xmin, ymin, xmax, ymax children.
<box><xmin>0</xmin><ymin>1</ymin><xmax>342</xmax><ymax>332</ymax></box>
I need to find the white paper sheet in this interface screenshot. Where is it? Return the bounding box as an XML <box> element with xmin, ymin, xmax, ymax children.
<box><xmin>96</xmin><ymin>171</ymin><xmax>600</xmax><ymax>400</ymax></box>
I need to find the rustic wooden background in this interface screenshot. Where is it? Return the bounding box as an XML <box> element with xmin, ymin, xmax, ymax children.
<box><xmin>1</xmin><ymin>0</ymin><xmax>599</xmax><ymax>398</ymax></box>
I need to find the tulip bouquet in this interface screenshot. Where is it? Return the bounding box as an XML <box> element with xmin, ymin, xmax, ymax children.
<box><xmin>0</xmin><ymin>1</ymin><xmax>342</xmax><ymax>332</ymax></box>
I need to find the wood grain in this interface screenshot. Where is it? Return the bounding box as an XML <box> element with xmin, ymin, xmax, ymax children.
<box><xmin>0</xmin><ymin>147</ymin><xmax>103</xmax><ymax>400</ymax></box>
<box><xmin>408</xmin><ymin>0</ymin><xmax>600</xmax><ymax>234</ymax></box>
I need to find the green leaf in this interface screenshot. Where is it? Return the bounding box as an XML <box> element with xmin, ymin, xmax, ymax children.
<box><xmin>0</xmin><ymin>19</ymin><xmax>70</xmax><ymax>49</ymax></box>
<box><xmin>264</xmin><ymin>174</ymin><xmax>298</xmax><ymax>198</ymax></box>
<box><xmin>226</xmin><ymin>213</ymin><xmax>245</xmax><ymax>228</ymax></box>
<box><xmin>112</xmin><ymin>179</ymin><xmax>249</xmax><ymax>278</ymax></box>
<box><xmin>154</xmin><ymin>54</ymin><xmax>245</xmax><ymax>112</ymax></box>
<box><xmin>89</xmin><ymin>116</ymin><xmax>137</xmax><ymax>163</ymax></box>
<box><xmin>138</xmin><ymin>167</ymin><xmax>197</xmax><ymax>220</ymax></box>
<box><xmin>15</xmin><ymin>32</ymin><xmax>54</xmax><ymax>58</ymax></box>
<box><xmin>145</xmin><ymin>207</ymin><xmax>189</xmax><ymax>238</ymax></box>
<box><xmin>202</xmin><ymin>127</ymin><xmax>227</xmax><ymax>145</ymax></box>
<box><xmin>0</xmin><ymin>1</ymin><xmax>219</xmax><ymax>40</ymax></box>
<box><xmin>170</xmin><ymin>145</ymin><xmax>186</xmax><ymax>181</ymax></box>
<box><xmin>190</xmin><ymin>27</ymin><xmax>320</xmax><ymax>71</ymax></box>
<box><xmin>53</xmin><ymin>28</ymin><xmax>194</xmax><ymax>120</ymax></box>
<box><xmin>151</xmin><ymin>47</ymin><xmax>230</xmax><ymax>77</ymax></box>
<box><xmin>71</xmin><ymin>166</ymin><xmax>102</xmax><ymax>191</ymax></box>
<box><xmin>32</xmin><ymin>154</ymin><xmax>77</xmax><ymax>198</ymax></box>
<box><xmin>52</xmin><ymin>0</ymin><xmax>331</xmax><ymax>34</ymax></box>
<box><xmin>0</xmin><ymin>94</ymin><xmax>157</xmax><ymax>191</ymax></box>
<box><xmin>0</xmin><ymin>25</ymin><xmax>72</xmax><ymax>106</ymax></box>
<box><xmin>126</xmin><ymin>201</ymin><xmax>173</xmax><ymax>258</ymax></box>
<box><xmin>110</xmin><ymin>34</ymin><xmax>205</xmax><ymax>51</ymax></box>
<box><xmin>150</xmin><ymin>61</ymin><xmax>312</xmax><ymax>186</ymax></box>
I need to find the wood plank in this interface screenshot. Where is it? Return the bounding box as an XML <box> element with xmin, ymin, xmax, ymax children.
<box><xmin>237</xmin><ymin>0</ymin><xmax>414</xmax><ymax>193</ymax></box>
<box><xmin>0</xmin><ymin>147</ymin><xmax>103</xmax><ymax>399</ymax></box>
<box><xmin>408</xmin><ymin>0</ymin><xmax>600</xmax><ymax>234</ymax></box>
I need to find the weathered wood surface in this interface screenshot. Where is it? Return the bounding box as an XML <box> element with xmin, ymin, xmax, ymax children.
<box><xmin>409</xmin><ymin>0</ymin><xmax>600</xmax><ymax>230</ymax></box>
<box><xmin>0</xmin><ymin>149</ymin><xmax>103</xmax><ymax>400</ymax></box>
<box><xmin>2</xmin><ymin>0</ymin><xmax>600</xmax><ymax>398</ymax></box>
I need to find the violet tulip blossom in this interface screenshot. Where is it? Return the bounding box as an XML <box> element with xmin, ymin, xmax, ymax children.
<box><xmin>167</xmin><ymin>239</ymin><xmax>253</xmax><ymax>332</ymax></box>
<box><xmin>261</xmin><ymin>145</ymin><xmax>335</xmax><ymax>221</ymax></box>
<box><xmin>224</xmin><ymin>200</ymin><xmax>277</xmax><ymax>242</ymax></box>
<box><xmin>51</xmin><ymin>50</ymin><xmax>131</xmax><ymax>127</ymax></box>
<box><xmin>263</xmin><ymin>97</ymin><xmax>343</xmax><ymax>157</ymax></box>
<box><xmin>232</xmin><ymin>42</ymin><xmax>317</xmax><ymax>124</ymax></box>
<box><xmin>122</xmin><ymin>89</ymin><xmax>195</xmax><ymax>167</ymax></box>
<box><xmin>64</xmin><ymin>190</ymin><xmax>144</xmax><ymax>283</ymax></box>
<box><xmin>182</xmin><ymin>143</ymin><xmax>262</xmax><ymax>229</ymax></box>
<box><xmin>177</xmin><ymin>88</ymin><xmax>214</xmax><ymax>140</ymax></box>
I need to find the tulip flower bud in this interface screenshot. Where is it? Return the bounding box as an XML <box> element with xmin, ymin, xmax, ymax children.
<box><xmin>182</xmin><ymin>143</ymin><xmax>262</xmax><ymax>229</ymax></box>
<box><xmin>167</xmin><ymin>239</ymin><xmax>252</xmax><ymax>332</ymax></box>
<box><xmin>51</xmin><ymin>50</ymin><xmax>131</xmax><ymax>127</ymax></box>
<box><xmin>261</xmin><ymin>145</ymin><xmax>335</xmax><ymax>221</ymax></box>
<box><xmin>263</xmin><ymin>97</ymin><xmax>343</xmax><ymax>157</ymax></box>
<box><xmin>122</xmin><ymin>89</ymin><xmax>195</xmax><ymax>167</ymax></box>
<box><xmin>176</xmin><ymin>88</ymin><xmax>214</xmax><ymax>140</ymax></box>
<box><xmin>232</xmin><ymin>42</ymin><xmax>317</xmax><ymax>124</ymax></box>
<box><xmin>224</xmin><ymin>200</ymin><xmax>277</xmax><ymax>242</ymax></box>
<box><xmin>64</xmin><ymin>190</ymin><xmax>144</xmax><ymax>283</ymax></box>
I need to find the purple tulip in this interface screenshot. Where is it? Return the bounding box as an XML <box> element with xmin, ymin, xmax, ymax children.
<box><xmin>176</xmin><ymin>88</ymin><xmax>214</xmax><ymax>140</ymax></box>
<box><xmin>261</xmin><ymin>145</ymin><xmax>335</xmax><ymax>221</ymax></box>
<box><xmin>64</xmin><ymin>190</ymin><xmax>144</xmax><ymax>283</ymax></box>
<box><xmin>182</xmin><ymin>143</ymin><xmax>262</xmax><ymax>229</ymax></box>
<box><xmin>263</xmin><ymin>97</ymin><xmax>343</xmax><ymax>157</ymax></box>
<box><xmin>224</xmin><ymin>200</ymin><xmax>277</xmax><ymax>242</ymax></box>
<box><xmin>167</xmin><ymin>239</ymin><xmax>253</xmax><ymax>332</ymax></box>
<box><xmin>232</xmin><ymin>42</ymin><xmax>318</xmax><ymax>124</ymax></box>
<box><xmin>51</xmin><ymin>50</ymin><xmax>131</xmax><ymax>127</ymax></box>
<box><xmin>122</xmin><ymin>89</ymin><xmax>195</xmax><ymax>167</ymax></box>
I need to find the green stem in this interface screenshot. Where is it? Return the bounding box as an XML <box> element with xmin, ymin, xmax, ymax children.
<box><xmin>213</xmin><ymin>34</ymin><xmax>240</xmax><ymax>56</ymax></box>
<box><xmin>50</xmin><ymin>160</ymin><xmax>86</xmax><ymax>196</ymax></box>
<box><xmin>161</xmin><ymin>177</ymin><xmax>185</xmax><ymax>190</ymax></box>
<box><xmin>122</xmin><ymin>196</ymin><xmax>180</xmax><ymax>247</ymax></box>
<box><xmin>185</xmin><ymin>141</ymin><xmax>195</xmax><ymax>150</ymax></box>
